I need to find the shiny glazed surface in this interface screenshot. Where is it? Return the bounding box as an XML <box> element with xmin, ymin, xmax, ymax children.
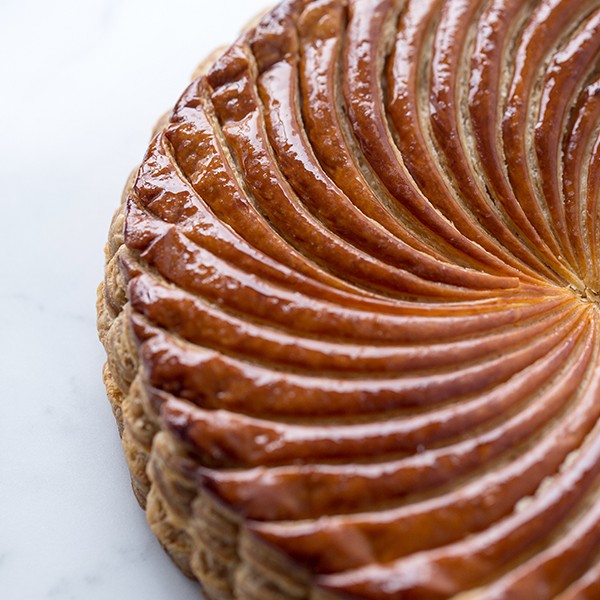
<box><xmin>115</xmin><ymin>0</ymin><xmax>600</xmax><ymax>597</ymax></box>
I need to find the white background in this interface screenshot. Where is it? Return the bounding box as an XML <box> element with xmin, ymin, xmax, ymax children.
<box><xmin>0</xmin><ymin>1</ymin><xmax>268</xmax><ymax>598</ymax></box>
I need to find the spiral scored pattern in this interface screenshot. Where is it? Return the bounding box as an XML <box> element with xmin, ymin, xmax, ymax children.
<box><xmin>98</xmin><ymin>0</ymin><xmax>600</xmax><ymax>598</ymax></box>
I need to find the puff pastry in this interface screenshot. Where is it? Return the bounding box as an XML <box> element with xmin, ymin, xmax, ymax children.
<box><xmin>98</xmin><ymin>0</ymin><xmax>600</xmax><ymax>598</ymax></box>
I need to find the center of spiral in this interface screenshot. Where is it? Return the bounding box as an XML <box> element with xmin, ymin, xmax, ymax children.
<box><xmin>580</xmin><ymin>287</ymin><xmax>600</xmax><ymax>306</ymax></box>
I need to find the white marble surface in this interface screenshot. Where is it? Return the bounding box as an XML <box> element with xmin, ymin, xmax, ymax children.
<box><xmin>0</xmin><ymin>1</ymin><xmax>269</xmax><ymax>597</ymax></box>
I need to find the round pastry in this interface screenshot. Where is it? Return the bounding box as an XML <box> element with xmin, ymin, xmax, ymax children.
<box><xmin>97</xmin><ymin>0</ymin><xmax>600</xmax><ymax>598</ymax></box>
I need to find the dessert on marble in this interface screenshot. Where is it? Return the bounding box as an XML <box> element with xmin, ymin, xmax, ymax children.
<box><xmin>97</xmin><ymin>0</ymin><xmax>600</xmax><ymax>597</ymax></box>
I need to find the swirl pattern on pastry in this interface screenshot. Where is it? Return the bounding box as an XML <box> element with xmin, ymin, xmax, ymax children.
<box><xmin>97</xmin><ymin>0</ymin><xmax>600</xmax><ymax>598</ymax></box>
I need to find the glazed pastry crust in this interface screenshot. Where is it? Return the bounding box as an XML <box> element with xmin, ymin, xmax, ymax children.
<box><xmin>98</xmin><ymin>1</ymin><xmax>600</xmax><ymax>598</ymax></box>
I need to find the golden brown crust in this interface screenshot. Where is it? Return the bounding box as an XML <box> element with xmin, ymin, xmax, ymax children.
<box><xmin>98</xmin><ymin>1</ymin><xmax>600</xmax><ymax>598</ymax></box>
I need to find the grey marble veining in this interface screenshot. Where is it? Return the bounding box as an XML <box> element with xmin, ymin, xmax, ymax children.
<box><xmin>0</xmin><ymin>1</ymin><xmax>268</xmax><ymax>598</ymax></box>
